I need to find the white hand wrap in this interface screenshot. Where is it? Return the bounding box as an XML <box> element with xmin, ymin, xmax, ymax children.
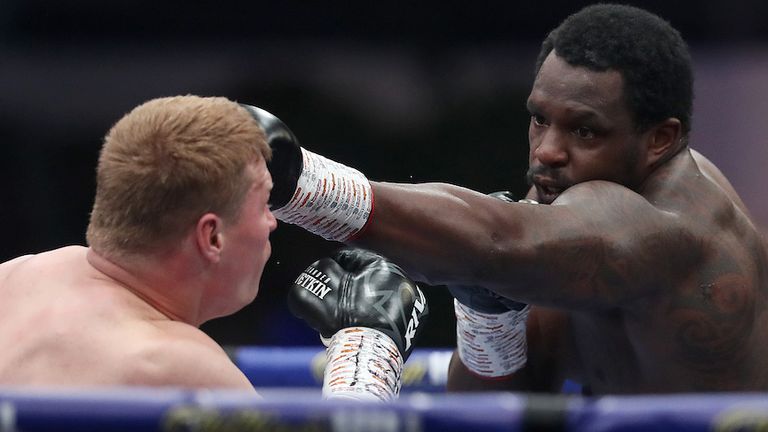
<box><xmin>272</xmin><ymin>148</ymin><xmax>373</xmax><ymax>242</ymax></box>
<box><xmin>322</xmin><ymin>327</ymin><xmax>403</xmax><ymax>402</ymax></box>
<box><xmin>454</xmin><ymin>299</ymin><xmax>530</xmax><ymax>379</ymax></box>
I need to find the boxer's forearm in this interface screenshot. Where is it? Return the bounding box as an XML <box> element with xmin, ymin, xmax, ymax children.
<box><xmin>353</xmin><ymin>181</ymin><xmax>529</xmax><ymax>287</ymax></box>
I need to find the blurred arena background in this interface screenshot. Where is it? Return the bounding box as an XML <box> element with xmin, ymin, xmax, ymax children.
<box><xmin>1</xmin><ymin>0</ymin><xmax>766</xmax><ymax>349</ymax></box>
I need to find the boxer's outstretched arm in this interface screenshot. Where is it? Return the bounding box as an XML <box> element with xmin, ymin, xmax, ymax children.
<box><xmin>355</xmin><ymin>180</ymin><xmax>698</xmax><ymax>309</ymax></box>
<box><xmin>242</xmin><ymin>104</ymin><xmax>700</xmax><ymax>310</ymax></box>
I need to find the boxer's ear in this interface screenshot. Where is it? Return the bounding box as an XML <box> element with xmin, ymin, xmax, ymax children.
<box><xmin>644</xmin><ymin>117</ymin><xmax>682</xmax><ymax>168</ymax></box>
<box><xmin>196</xmin><ymin>213</ymin><xmax>223</xmax><ymax>263</ymax></box>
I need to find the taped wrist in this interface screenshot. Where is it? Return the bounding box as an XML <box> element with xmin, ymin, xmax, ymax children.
<box><xmin>272</xmin><ymin>148</ymin><xmax>372</xmax><ymax>242</ymax></box>
<box><xmin>454</xmin><ymin>299</ymin><xmax>530</xmax><ymax>379</ymax></box>
<box><xmin>322</xmin><ymin>327</ymin><xmax>403</xmax><ymax>402</ymax></box>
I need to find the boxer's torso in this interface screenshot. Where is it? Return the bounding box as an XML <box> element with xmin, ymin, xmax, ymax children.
<box><xmin>560</xmin><ymin>149</ymin><xmax>768</xmax><ymax>393</ymax></box>
<box><xmin>0</xmin><ymin>246</ymin><xmax>232</xmax><ymax>387</ymax></box>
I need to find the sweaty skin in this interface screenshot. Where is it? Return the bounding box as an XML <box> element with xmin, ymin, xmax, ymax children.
<box><xmin>0</xmin><ymin>160</ymin><xmax>276</xmax><ymax>391</ymax></box>
<box><xmin>0</xmin><ymin>247</ymin><xmax>252</xmax><ymax>388</ymax></box>
<box><xmin>353</xmin><ymin>53</ymin><xmax>768</xmax><ymax>393</ymax></box>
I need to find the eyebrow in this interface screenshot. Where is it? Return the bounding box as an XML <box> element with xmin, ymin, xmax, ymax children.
<box><xmin>570</xmin><ymin>110</ymin><xmax>602</xmax><ymax>123</ymax></box>
<box><xmin>527</xmin><ymin>99</ymin><xmax>607</xmax><ymax>125</ymax></box>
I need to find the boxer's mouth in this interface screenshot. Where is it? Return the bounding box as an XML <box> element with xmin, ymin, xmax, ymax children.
<box><xmin>533</xmin><ymin>179</ymin><xmax>566</xmax><ymax>204</ymax></box>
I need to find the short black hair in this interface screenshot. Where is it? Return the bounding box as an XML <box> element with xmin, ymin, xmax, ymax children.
<box><xmin>535</xmin><ymin>4</ymin><xmax>694</xmax><ymax>136</ymax></box>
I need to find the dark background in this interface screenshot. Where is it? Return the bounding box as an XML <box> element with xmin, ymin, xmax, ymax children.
<box><xmin>2</xmin><ymin>1</ymin><xmax>767</xmax><ymax>349</ymax></box>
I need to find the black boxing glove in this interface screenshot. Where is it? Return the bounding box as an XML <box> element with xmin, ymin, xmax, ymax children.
<box><xmin>288</xmin><ymin>247</ymin><xmax>428</xmax><ymax>361</ymax></box>
<box><xmin>287</xmin><ymin>247</ymin><xmax>428</xmax><ymax>401</ymax></box>
<box><xmin>238</xmin><ymin>104</ymin><xmax>302</xmax><ymax>210</ymax></box>
<box><xmin>239</xmin><ymin>104</ymin><xmax>373</xmax><ymax>242</ymax></box>
<box><xmin>447</xmin><ymin>191</ymin><xmax>535</xmax><ymax>379</ymax></box>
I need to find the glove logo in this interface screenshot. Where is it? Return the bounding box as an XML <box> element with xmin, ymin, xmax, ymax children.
<box><xmin>294</xmin><ymin>267</ymin><xmax>333</xmax><ymax>300</ymax></box>
<box><xmin>404</xmin><ymin>287</ymin><xmax>427</xmax><ymax>351</ymax></box>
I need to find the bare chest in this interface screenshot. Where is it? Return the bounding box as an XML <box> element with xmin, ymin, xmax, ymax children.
<box><xmin>568</xmin><ymin>274</ymin><xmax>768</xmax><ymax>393</ymax></box>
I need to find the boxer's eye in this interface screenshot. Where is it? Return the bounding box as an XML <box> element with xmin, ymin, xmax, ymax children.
<box><xmin>574</xmin><ymin>126</ymin><xmax>594</xmax><ymax>139</ymax></box>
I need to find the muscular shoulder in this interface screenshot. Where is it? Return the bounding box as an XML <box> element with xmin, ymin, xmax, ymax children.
<box><xmin>0</xmin><ymin>254</ymin><xmax>32</xmax><ymax>284</ymax></box>
<box><xmin>691</xmin><ymin>149</ymin><xmax>753</xmax><ymax>218</ymax></box>
<box><xmin>547</xmin><ymin>180</ymin><xmax>708</xmax><ymax>301</ymax></box>
<box><xmin>121</xmin><ymin>322</ymin><xmax>254</xmax><ymax>391</ymax></box>
<box><xmin>0</xmin><ymin>254</ymin><xmax>34</xmax><ymax>270</ymax></box>
<box><xmin>554</xmin><ymin>180</ymin><xmax>692</xmax><ymax>244</ymax></box>
<box><xmin>1</xmin><ymin>246</ymin><xmax>86</xmax><ymax>276</ymax></box>
<box><xmin>0</xmin><ymin>247</ymin><xmax>85</xmax><ymax>289</ymax></box>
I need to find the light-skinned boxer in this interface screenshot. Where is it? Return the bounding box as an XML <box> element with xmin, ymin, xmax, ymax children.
<box><xmin>0</xmin><ymin>96</ymin><xmax>427</xmax><ymax>400</ymax></box>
